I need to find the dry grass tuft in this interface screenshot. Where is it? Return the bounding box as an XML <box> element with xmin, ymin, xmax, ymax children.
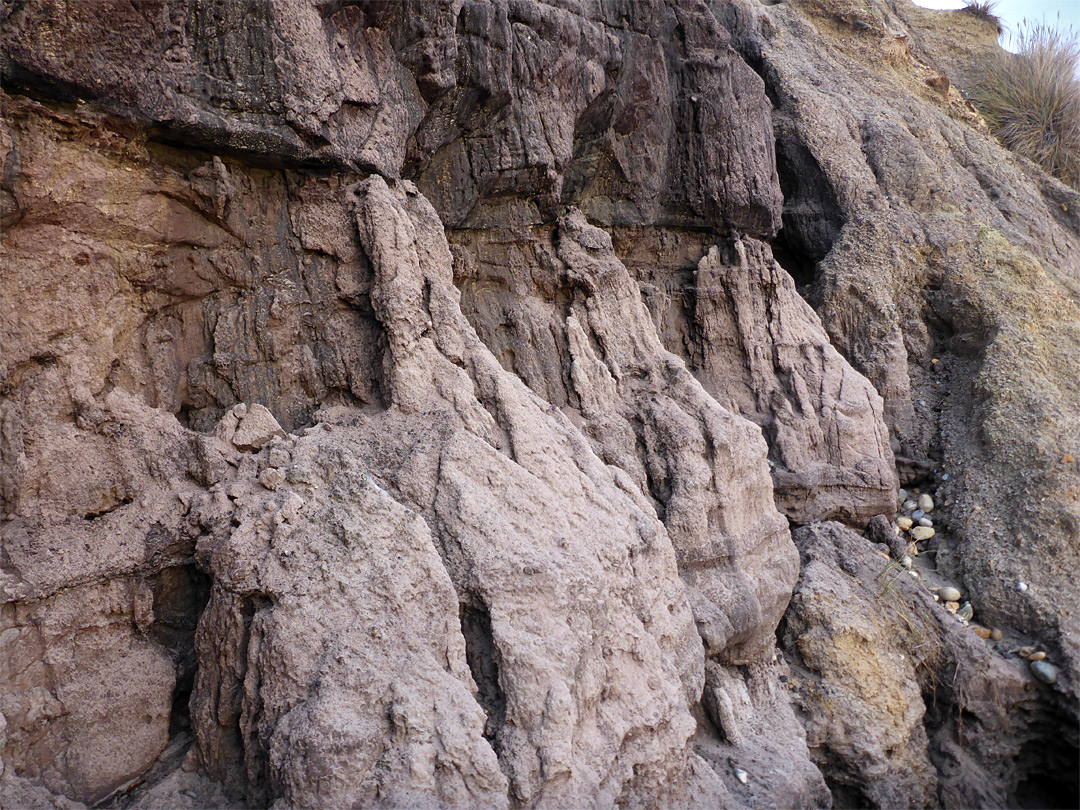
<box><xmin>971</xmin><ymin>20</ymin><xmax>1080</xmax><ymax>188</ymax></box>
<box><xmin>962</xmin><ymin>1</ymin><xmax>1003</xmax><ymax>34</ymax></box>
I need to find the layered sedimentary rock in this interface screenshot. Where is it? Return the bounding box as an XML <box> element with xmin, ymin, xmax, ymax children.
<box><xmin>719</xmin><ymin>0</ymin><xmax>1080</xmax><ymax>718</ymax></box>
<box><xmin>2</xmin><ymin>0</ymin><xmax>1078</xmax><ymax>807</ymax></box>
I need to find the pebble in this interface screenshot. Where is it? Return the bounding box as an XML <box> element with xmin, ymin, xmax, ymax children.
<box><xmin>939</xmin><ymin>586</ymin><xmax>962</xmax><ymax>602</ymax></box>
<box><xmin>259</xmin><ymin>467</ymin><xmax>286</xmax><ymax>491</ymax></box>
<box><xmin>945</xmin><ymin>601</ymin><xmax>960</xmax><ymax>613</ymax></box>
<box><xmin>957</xmin><ymin>602</ymin><xmax>973</xmax><ymax>622</ymax></box>
<box><xmin>900</xmin><ymin>555</ymin><xmax>913</xmax><ymax>569</ymax></box>
<box><xmin>903</xmin><ymin>500</ymin><xmax>918</xmax><ymax>512</ymax></box>
<box><xmin>973</xmin><ymin>627</ymin><xmax>992</xmax><ymax>640</ymax></box>
<box><xmin>1029</xmin><ymin>651</ymin><xmax>1047</xmax><ymax>661</ymax></box>
<box><xmin>990</xmin><ymin>628</ymin><xmax>1003</xmax><ymax>641</ymax></box>
<box><xmin>898</xmin><ymin>488</ymin><xmax>909</xmax><ymax>503</ymax></box>
<box><xmin>1017</xmin><ymin>582</ymin><xmax>1028</xmax><ymax>592</ymax></box>
<box><xmin>918</xmin><ymin>494</ymin><xmax>934</xmax><ymax>512</ymax></box>
<box><xmin>1030</xmin><ymin>660</ymin><xmax>1059</xmax><ymax>684</ymax></box>
<box><xmin>1018</xmin><ymin>646</ymin><xmax>1035</xmax><ymax>658</ymax></box>
<box><xmin>734</xmin><ymin>768</ymin><xmax>749</xmax><ymax>785</ymax></box>
<box><xmin>912</xmin><ymin>509</ymin><xmax>925</xmax><ymax>520</ymax></box>
<box><xmin>918</xmin><ymin>518</ymin><xmax>933</xmax><ymax>528</ymax></box>
<box><xmin>896</xmin><ymin>516</ymin><xmax>914</xmax><ymax>530</ymax></box>
<box><xmin>910</xmin><ymin>526</ymin><xmax>935</xmax><ymax>542</ymax></box>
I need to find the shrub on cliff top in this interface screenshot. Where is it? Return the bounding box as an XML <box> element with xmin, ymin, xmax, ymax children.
<box><xmin>971</xmin><ymin>20</ymin><xmax>1080</xmax><ymax>188</ymax></box>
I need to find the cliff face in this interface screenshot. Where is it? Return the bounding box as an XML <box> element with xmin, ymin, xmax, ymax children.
<box><xmin>0</xmin><ymin>1</ymin><xmax>1076</xmax><ymax>809</ymax></box>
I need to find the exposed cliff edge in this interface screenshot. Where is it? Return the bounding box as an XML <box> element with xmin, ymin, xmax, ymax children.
<box><xmin>1</xmin><ymin>1</ymin><xmax>1077</xmax><ymax>808</ymax></box>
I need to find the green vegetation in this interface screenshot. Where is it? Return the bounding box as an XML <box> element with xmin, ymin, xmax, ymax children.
<box><xmin>971</xmin><ymin>20</ymin><xmax>1080</xmax><ymax>188</ymax></box>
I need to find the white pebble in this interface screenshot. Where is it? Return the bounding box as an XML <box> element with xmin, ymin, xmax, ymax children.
<box><xmin>903</xmin><ymin>500</ymin><xmax>918</xmax><ymax>512</ymax></box>
<box><xmin>900</xmin><ymin>555</ymin><xmax>913</xmax><ymax>569</ymax></box>
<box><xmin>1017</xmin><ymin>582</ymin><xmax>1028</xmax><ymax>592</ymax></box>
<box><xmin>910</xmin><ymin>526</ymin><xmax>935</xmax><ymax>542</ymax></box>
<box><xmin>918</xmin><ymin>494</ymin><xmax>934</xmax><ymax>512</ymax></box>
<box><xmin>918</xmin><ymin>518</ymin><xmax>933</xmax><ymax>528</ymax></box>
<box><xmin>734</xmin><ymin>768</ymin><xmax>749</xmax><ymax>785</ymax></box>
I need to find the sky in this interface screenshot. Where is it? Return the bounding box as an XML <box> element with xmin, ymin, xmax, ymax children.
<box><xmin>912</xmin><ymin>0</ymin><xmax>1080</xmax><ymax>51</ymax></box>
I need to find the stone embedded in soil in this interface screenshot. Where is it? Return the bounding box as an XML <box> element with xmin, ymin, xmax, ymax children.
<box><xmin>1029</xmin><ymin>651</ymin><xmax>1047</xmax><ymax>661</ymax></box>
<box><xmin>258</xmin><ymin>467</ymin><xmax>286</xmax><ymax>491</ymax></box>
<box><xmin>973</xmin><ymin>627</ymin><xmax>992</xmax><ymax>640</ymax></box>
<box><xmin>897</xmin><ymin>516</ymin><xmax>914</xmax><ymax>530</ymax></box>
<box><xmin>910</xmin><ymin>526</ymin><xmax>935</xmax><ymax>542</ymax></box>
<box><xmin>911</xmin><ymin>509</ymin><xmax>925</xmax><ymax>520</ymax></box>
<box><xmin>231</xmin><ymin>404</ymin><xmax>287</xmax><ymax>451</ymax></box>
<box><xmin>1030</xmin><ymin>660</ymin><xmax>1059</xmax><ymax>684</ymax></box>
<box><xmin>903</xmin><ymin>500</ymin><xmax>919</xmax><ymax>512</ymax></box>
<box><xmin>991</xmin><ymin>629</ymin><xmax>1004</xmax><ymax>641</ymax></box>
<box><xmin>918</xmin><ymin>518</ymin><xmax>933</xmax><ymax>528</ymax></box>
<box><xmin>918</xmin><ymin>494</ymin><xmax>934</xmax><ymax>513</ymax></box>
<box><xmin>939</xmin><ymin>586</ymin><xmax>962</xmax><ymax>602</ymax></box>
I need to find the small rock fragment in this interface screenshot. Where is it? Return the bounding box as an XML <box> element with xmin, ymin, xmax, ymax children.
<box><xmin>990</xmin><ymin>628</ymin><xmax>1003</xmax><ymax>641</ymax></box>
<box><xmin>898</xmin><ymin>488</ymin><xmax>909</xmax><ymax>503</ymax></box>
<box><xmin>973</xmin><ymin>626</ymin><xmax>992</xmax><ymax>640</ymax></box>
<box><xmin>911</xmin><ymin>526</ymin><xmax>935</xmax><ymax>542</ymax></box>
<box><xmin>939</xmin><ymin>586</ymin><xmax>962</xmax><ymax>602</ymax></box>
<box><xmin>900</xmin><ymin>555</ymin><xmax>913</xmax><ymax>569</ymax></box>
<box><xmin>911</xmin><ymin>509</ymin><xmax>925</xmax><ymax>520</ymax></box>
<box><xmin>1030</xmin><ymin>660</ymin><xmax>1059</xmax><ymax>684</ymax></box>
<box><xmin>267</xmin><ymin>447</ymin><xmax>290</xmax><ymax>469</ymax></box>
<box><xmin>918</xmin><ymin>518</ymin><xmax>933</xmax><ymax>528</ymax></box>
<box><xmin>1029</xmin><ymin>651</ymin><xmax>1047</xmax><ymax>661</ymax></box>
<box><xmin>896</xmin><ymin>516</ymin><xmax>913</xmax><ymax>530</ymax></box>
<box><xmin>259</xmin><ymin>467</ymin><xmax>286</xmax><ymax>491</ymax></box>
<box><xmin>233</xmin><ymin>404</ymin><xmax>286</xmax><ymax>451</ymax></box>
<box><xmin>918</xmin><ymin>494</ymin><xmax>934</xmax><ymax>512</ymax></box>
<box><xmin>1018</xmin><ymin>646</ymin><xmax>1035</xmax><ymax>658</ymax></box>
<box><xmin>945</xmin><ymin>601</ymin><xmax>959</xmax><ymax>613</ymax></box>
<box><xmin>1017</xmin><ymin>581</ymin><xmax>1028</xmax><ymax>592</ymax></box>
<box><xmin>903</xmin><ymin>499</ymin><xmax>918</xmax><ymax>512</ymax></box>
<box><xmin>956</xmin><ymin>602</ymin><xmax>973</xmax><ymax>622</ymax></box>
<box><xmin>734</xmin><ymin>768</ymin><xmax>749</xmax><ymax>785</ymax></box>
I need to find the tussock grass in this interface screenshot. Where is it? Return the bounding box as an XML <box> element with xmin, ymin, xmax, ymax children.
<box><xmin>962</xmin><ymin>1</ymin><xmax>1002</xmax><ymax>34</ymax></box>
<box><xmin>971</xmin><ymin>20</ymin><xmax>1080</xmax><ymax>187</ymax></box>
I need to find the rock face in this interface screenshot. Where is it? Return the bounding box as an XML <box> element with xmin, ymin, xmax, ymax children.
<box><xmin>1</xmin><ymin>0</ymin><xmax>1078</xmax><ymax>808</ymax></box>
<box><xmin>719</xmin><ymin>0</ymin><xmax>1080</xmax><ymax>723</ymax></box>
<box><xmin>782</xmin><ymin>522</ymin><xmax>1064</xmax><ymax>810</ymax></box>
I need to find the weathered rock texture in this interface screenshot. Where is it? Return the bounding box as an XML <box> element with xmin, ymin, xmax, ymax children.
<box><xmin>1</xmin><ymin>0</ymin><xmax>1078</xmax><ymax>808</ymax></box>
<box><xmin>718</xmin><ymin>0</ymin><xmax>1080</xmax><ymax>729</ymax></box>
<box><xmin>781</xmin><ymin>522</ymin><xmax>1069</xmax><ymax>809</ymax></box>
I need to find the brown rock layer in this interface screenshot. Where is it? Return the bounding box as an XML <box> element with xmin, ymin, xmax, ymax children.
<box><xmin>2</xmin><ymin>0</ymin><xmax>1077</xmax><ymax>807</ymax></box>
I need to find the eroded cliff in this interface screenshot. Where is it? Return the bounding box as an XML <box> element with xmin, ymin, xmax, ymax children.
<box><xmin>1</xmin><ymin>1</ymin><xmax>1077</xmax><ymax>808</ymax></box>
